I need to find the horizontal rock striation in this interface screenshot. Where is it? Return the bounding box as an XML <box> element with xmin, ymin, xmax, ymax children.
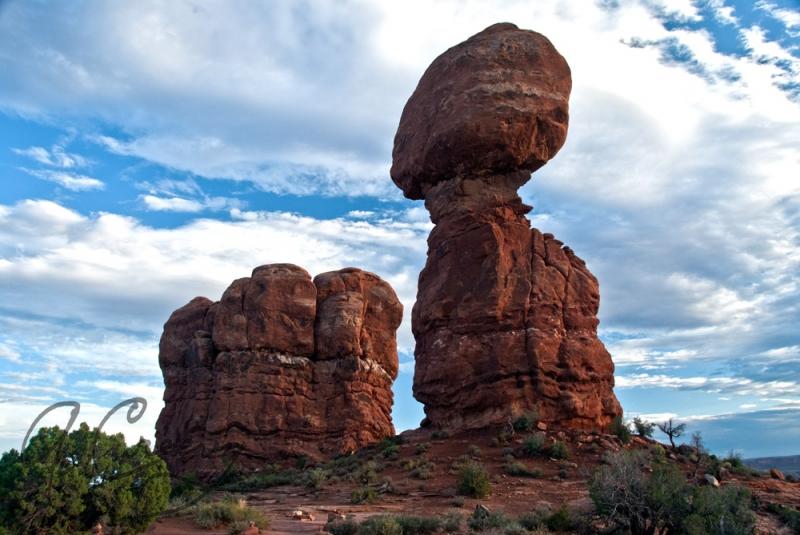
<box><xmin>393</xmin><ymin>23</ymin><xmax>621</xmax><ymax>431</ymax></box>
<box><xmin>155</xmin><ymin>265</ymin><xmax>402</xmax><ymax>478</ymax></box>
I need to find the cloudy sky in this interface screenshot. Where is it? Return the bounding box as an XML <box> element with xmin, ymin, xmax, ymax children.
<box><xmin>0</xmin><ymin>0</ymin><xmax>798</xmax><ymax>458</ymax></box>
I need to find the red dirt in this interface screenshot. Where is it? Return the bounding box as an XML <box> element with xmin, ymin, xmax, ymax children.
<box><xmin>147</xmin><ymin>427</ymin><xmax>800</xmax><ymax>534</ymax></box>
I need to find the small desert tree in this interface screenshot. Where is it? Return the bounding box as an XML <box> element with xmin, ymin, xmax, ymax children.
<box><xmin>632</xmin><ymin>416</ymin><xmax>656</xmax><ymax>438</ymax></box>
<box><xmin>689</xmin><ymin>431</ymin><xmax>707</xmax><ymax>479</ymax></box>
<box><xmin>589</xmin><ymin>450</ymin><xmax>689</xmax><ymax>533</ymax></box>
<box><xmin>0</xmin><ymin>424</ymin><xmax>170</xmax><ymax>533</ymax></box>
<box><xmin>590</xmin><ymin>450</ymin><xmax>755</xmax><ymax>535</ymax></box>
<box><xmin>657</xmin><ymin>418</ymin><xmax>686</xmax><ymax>449</ymax></box>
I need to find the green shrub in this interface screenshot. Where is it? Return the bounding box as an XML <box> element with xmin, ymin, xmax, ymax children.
<box><xmin>590</xmin><ymin>450</ymin><xmax>756</xmax><ymax>534</ymax></box>
<box><xmin>467</xmin><ymin>444</ymin><xmax>483</xmax><ymax>458</ymax></box>
<box><xmin>512</xmin><ymin>410</ymin><xmax>539</xmax><ymax>432</ymax></box>
<box><xmin>381</xmin><ymin>444</ymin><xmax>400</xmax><ymax>459</ymax></box>
<box><xmin>228</xmin><ymin>518</ymin><xmax>263</xmax><ymax>535</ymax></box>
<box><xmin>403</xmin><ymin>456</ymin><xmax>435</xmax><ymax>480</ymax></box>
<box><xmin>632</xmin><ymin>416</ymin><xmax>656</xmax><ymax>438</ymax></box>
<box><xmin>352</xmin><ymin>460</ymin><xmax>380</xmax><ymax>485</ymax></box>
<box><xmin>467</xmin><ymin>508</ymin><xmax>516</xmax><ymax>531</ymax></box>
<box><xmin>545</xmin><ymin>505</ymin><xmax>575</xmax><ymax>532</ymax></box>
<box><xmin>431</xmin><ymin>430</ymin><xmax>450</xmax><ymax>440</ymax></box>
<box><xmin>224</xmin><ymin>469</ymin><xmax>295</xmax><ymax>491</ymax></box>
<box><xmin>494</xmin><ymin>430</ymin><xmax>513</xmax><ymax>447</ymax></box>
<box><xmin>325</xmin><ymin>454</ymin><xmax>364</xmax><ymax>478</ymax></box>
<box><xmin>590</xmin><ymin>450</ymin><xmax>686</xmax><ymax>533</ymax></box>
<box><xmin>350</xmin><ymin>487</ymin><xmax>378</xmax><ymax>504</ymax></box>
<box><xmin>504</xmin><ymin>461</ymin><xmax>541</xmax><ymax>478</ymax></box>
<box><xmin>326</xmin><ymin>519</ymin><xmax>360</xmax><ymax>535</ymax></box>
<box><xmin>192</xmin><ymin>495</ymin><xmax>269</xmax><ymax>530</ymax></box>
<box><xmin>394</xmin><ymin>514</ymin><xmax>442</xmax><ymax>534</ymax></box>
<box><xmin>550</xmin><ymin>440</ymin><xmax>569</xmax><ymax>460</ymax></box>
<box><xmin>0</xmin><ymin>424</ymin><xmax>170</xmax><ymax>534</ymax></box>
<box><xmin>611</xmin><ymin>415</ymin><xmax>632</xmax><ymax>444</ymax></box>
<box><xmin>684</xmin><ymin>486</ymin><xmax>755</xmax><ymax>535</ymax></box>
<box><xmin>303</xmin><ymin>467</ymin><xmax>329</xmax><ymax>489</ymax></box>
<box><xmin>171</xmin><ymin>472</ymin><xmax>201</xmax><ymax>498</ymax></box>
<box><xmin>359</xmin><ymin>515</ymin><xmax>403</xmax><ymax>535</ymax></box>
<box><xmin>766</xmin><ymin>503</ymin><xmax>800</xmax><ymax>534</ymax></box>
<box><xmin>721</xmin><ymin>451</ymin><xmax>758</xmax><ymax>476</ymax></box>
<box><xmin>521</xmin><ymin>433</ymin><xmax>548</xmax><ymax>457</ymax></box>
<box><xmin>415</xmin><ymin>442</ymin><xmax>430</xmax><ymax>455</ymax></box>
<box><xmin>332</xmin><ymin>513</ymin><xmax>454</xmax><ymax>535</ymax></box>
<box><xmin>457</xmin><ymin>461</ymin><xmax>492</xmax><ymax>498</ymax></box>
<box><xmin>517</xmin><ymin>509</ymin><xmax>548</xmax><ymax>530</ymax></box>
<box><xmin>441</xmin><ymin>512</ymin><xmax>462</xmax><ymax>532</ymax></box>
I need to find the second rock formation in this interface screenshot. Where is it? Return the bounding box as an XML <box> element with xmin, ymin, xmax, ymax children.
<box><xmin>155</xmin><ymin>265</ymin><xmax>403</xmax><ymax>478</ymax></box>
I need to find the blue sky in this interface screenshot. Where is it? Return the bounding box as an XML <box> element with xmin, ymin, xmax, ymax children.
<box><xmin>0</xmin><ymin>0</ymin><xmax>798</xmax><ymax>458</ymax></box>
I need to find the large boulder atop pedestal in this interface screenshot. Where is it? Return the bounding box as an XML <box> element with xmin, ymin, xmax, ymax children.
<box><xmin>394</xmin><ymin>23</ymin><xmax>621</xmax><ymax>432</ymax></box>
<box><xmin>155</xmin><ymin>264</ymin><xmax>402</xmax><ymax>479</ymax></box>
<box><xmin>391</xmin><ymin>22</ymin><xmax>571</xmax><ymax>200</ymax></box>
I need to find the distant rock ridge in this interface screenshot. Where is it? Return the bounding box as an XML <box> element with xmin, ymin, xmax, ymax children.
<box><xmin>155</xmin><ymin>264</ymin><xmax>402</xmax><ymax>478</ymax></box>
<box><xmin>392</xmin><ymin>22</ymin><xmax>622</xmax><ymax>431</ymax></box>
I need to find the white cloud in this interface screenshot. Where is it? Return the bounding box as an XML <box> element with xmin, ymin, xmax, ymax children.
<box><xmin>141</xmin><ymin>195</ymin><xmax>204</xmax><ymax>212</ymax></box>
<box><xmin>1</xmin><ymin>0</ymin><xmax>797</xmax><ymax>197</ymax></box>
<box><xmin>616</xmin><ymin>372</ymin><xmax>800</xmax><ymax>399</ymax></box>
<box><xmin>347</xmin><ymin>210</ymin><xmax>376</xmax><ymax>219</ymax></box>
<box><xmin>12</xmin><ymin>144</ymin><xmax>88</xmax><ymax>169</ymax></box>
<box><xmin>756</xmin><ymin>1</ymin><xmax>800</xmax><ymax>32</ymax></box>
<box><xmin>649</xmin><ymin>0</ymin><xmax>702</xmax><ymax>21</ymax></box>
<box><xmin>705</xmin><ymin>0</ymin><xmax>739</xmax><ymax>26</ymax></box>
<box><xmin>140</xmin><ymin>194</ymin><xmax>242</xmax><ymax>213</ymax></box>
<box><xmin>0</xmin><ymin>198</ymin><xmax>427</xmax><ymax>353</ymax></box>
<box><xmin>0</xmin><ymin>343</ymin><xmax>20</xmax><ymax>363</ymax></box>
<box><xmin>21</xmin><ymin>169</ymin><xmax>104</xmax><ymax>191</ymax></box>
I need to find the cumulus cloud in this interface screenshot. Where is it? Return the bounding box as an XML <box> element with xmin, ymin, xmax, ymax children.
<box><xmin>0</xmin><ymin>198</ymin><xmax>427</xmax><ymax>351</ymax></box>
<box><xmin>1</xmin><ymin>0</ymin><xmax>796</xmax><ymax>197</ymax></box>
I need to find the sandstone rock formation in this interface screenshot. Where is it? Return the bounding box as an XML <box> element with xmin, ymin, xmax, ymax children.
<box><xmin>392</xmin><ymin>23</ymin><xmax>621</xmax><ymax>431</ymax></box>
<box><xmin>155</xmin><ymin>265</ymin><xmax>402</xmax><ymax>478</ymax></box>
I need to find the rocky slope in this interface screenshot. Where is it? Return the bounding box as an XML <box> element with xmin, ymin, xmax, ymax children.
<box><xmin>155</xmin><ymin>265</ymin><xmax>403</xmax><ymax>478</ymax></box>
<box><xmin>392</xmin><ymin>23</ymin><xmax>621</xmax><ymax>431</ymax></box>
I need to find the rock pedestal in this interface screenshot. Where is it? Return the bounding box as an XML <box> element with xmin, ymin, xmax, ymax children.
<box><xmin>155</xmin><ymin>265</ymin><xmax>402</xmax><ymax>478</ymax></box>
<box><xmin>392</xmin><ymin>23</ymin><xmax>621</xmax><ymax>431</ymax></box>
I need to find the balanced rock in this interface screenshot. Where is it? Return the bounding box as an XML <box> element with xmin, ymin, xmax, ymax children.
<box><xmin>393</xmin><ymin>23</ymin><xmax>621</xmax><ymax>431</ymax></box>
<box><xmin>155</xmin><ymin>265</ymin><xmax>402</xmax><ymax>478</ymax></box>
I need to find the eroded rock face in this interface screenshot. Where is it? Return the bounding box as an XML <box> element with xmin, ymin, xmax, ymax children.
<box><xmin>155</xmin><ymin>265</ymin><xmax>402</xmax><ymax>478</ymax></box>
<box><xmin>394</xmin><ymin>23</ymin><xmax>621</xmax><ymax>431</ymax></box>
